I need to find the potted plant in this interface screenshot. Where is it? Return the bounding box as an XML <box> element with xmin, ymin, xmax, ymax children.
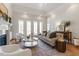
<box><xmin>64</xmin><ymin>21</ymin><xmax>70</xmax><ymax>32</ymax></box>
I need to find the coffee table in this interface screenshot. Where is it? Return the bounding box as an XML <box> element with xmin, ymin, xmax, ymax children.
<box><xmin>21</xmin><ymin>37</ymin><xmax>38</xmax><ymax>48</ymax></box>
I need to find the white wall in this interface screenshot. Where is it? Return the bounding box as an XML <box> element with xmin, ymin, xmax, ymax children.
<box><xmin>11</xmin><ymin>11</ymin><xmax>47</xmax><ymax>38</ymax></box>
<box><xmin>47</xmin><ymin>4</ymin><xmax>79</xmax><ymax>38</ymax></box>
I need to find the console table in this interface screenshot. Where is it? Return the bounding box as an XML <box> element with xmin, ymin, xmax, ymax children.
<box><xmin>55</xmin><ymin>31</ymin><xmax>72</xmax><ymax>43</ymax></box>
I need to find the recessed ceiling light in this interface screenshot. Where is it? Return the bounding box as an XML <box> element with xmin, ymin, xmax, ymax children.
<box><xmin>68</xmin><ymin>4</ymin><xmax>78</xmax><ymax>12</ymax></box>
<box><xmin>48</xmin><ymin>12</ymin><xmax>56</xmax><ymax>18</ymax></box>
<box><xmin>50</xmin><ymin>14</ymin><xmax>56</xmax><ymax>18</ymax></box>
<box><xmin>37</xmin><ymin>15</ymin><xmax>43</xmax><ymax>19</ymax></box>
<box><xmin>22</xmin><ymin>14</ymin><xmax>28</xmax><ymax>18</ymax></box>
<box><xmin>70</xmin><ymin>4</ymin><xmax>77</xmax><ymax>9</ymax></box>
<box><xmin>51</xmin><ymin>14</ymin><xmax>56</xmax><ymax>18</ymax></box>
<box><xmin>22</xmin><ymin>12</ymin><xmax>29</xmax><ymax>18</ymax></box>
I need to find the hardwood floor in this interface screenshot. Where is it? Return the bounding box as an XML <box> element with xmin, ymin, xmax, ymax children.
<box><xmin>66</xmin><ymin>44</ymin><xmax>79</xmax><ymax>56</ymax></box>
<box><xmin>30</xmin><ymin>40</ymin><xmax>79</xmax><ymax>56</ymax></box>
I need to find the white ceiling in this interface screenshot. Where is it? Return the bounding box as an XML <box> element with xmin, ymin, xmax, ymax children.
<box><xmin>11</xmin><ymin>3</ymin><xmax>78</xmax><ymax>18</ymax></box>
<box><xmin>11</xmin><ymin>3</ymin><xmax>66</xmax><ymax>16</ymax></box>
<box><xmin>12</xmin><ymin>3</ymin><xmax>63</xmax><ymax>12</ymax></box>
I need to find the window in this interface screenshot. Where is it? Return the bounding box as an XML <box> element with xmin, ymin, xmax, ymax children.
<box><xmin>47</xmin><ymin>24</ymin><xmax>50</xmax><ymax>32</ymax></box>
<box><xmin>26</xmin><ymin>21</ymin><xmax>31</xmax><ymax>36</ymax></box>
<box><xmin>39</xmin><ymin>21</ymin><xmax>43</xmax><ymax>34</ymax></box>
<box><xmin>18</xmin><ymin>20</ymin><xmax>24</xmax><ymax>34</ymax></box>
<box><xmin>34</xmin><ymin>21</ymin><xmax>38</xmax><ymax>35</ymax></box>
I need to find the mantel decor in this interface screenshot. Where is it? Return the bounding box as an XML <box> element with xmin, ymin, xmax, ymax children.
<box><xmin>0</xmin><ymin>4</ymin><xmax>12</xmax><ymax>23</ymax></box>
<box><xmin>2</xmin><ymin>13</ymin><xmax>11</xmax><ymax>23</ymax></box>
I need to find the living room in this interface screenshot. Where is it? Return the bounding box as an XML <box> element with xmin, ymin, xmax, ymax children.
<box><xmin>0</xmin><ymin>3</ymin><xmax>79</xmax><ymax>56</ymax></box>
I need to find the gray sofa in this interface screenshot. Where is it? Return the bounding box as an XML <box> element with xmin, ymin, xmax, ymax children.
<box><xmin>39</xmin><ymin>35</ymin><xmax>57</xmax><ymax>47</ymax></box>
<box><xmin>39</xmin><ymin>32</ymin><xmax>64</xmax><ymax>47</ymax></box>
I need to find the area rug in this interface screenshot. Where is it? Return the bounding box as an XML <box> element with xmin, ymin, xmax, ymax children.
<box><xmin>33</xmin><ymin>48</ymin><xmax>69</xmax><ymax>56</ymax></box>
<box><xmin>32</xmin><ymin>40</ymin><xmax>69</xmax><ymax>56</ymax></box>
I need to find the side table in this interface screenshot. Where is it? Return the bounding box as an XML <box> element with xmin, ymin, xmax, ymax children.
<box><xmin>55</xmin><ymin>40</ymin><xmax>66</xmax><ymax>53</ymax></box>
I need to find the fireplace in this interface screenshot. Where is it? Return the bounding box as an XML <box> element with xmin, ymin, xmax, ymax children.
<box><xmin>0</xmin><ymin>34</ymin><xmax>7</xmax><ymax>46</ymax></box>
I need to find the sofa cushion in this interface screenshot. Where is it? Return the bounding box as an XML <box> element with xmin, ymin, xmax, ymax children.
<box><xmin>49</xmin><ymin>32</ymin><xmax>56</xmax><ymax>38</ymax></box>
